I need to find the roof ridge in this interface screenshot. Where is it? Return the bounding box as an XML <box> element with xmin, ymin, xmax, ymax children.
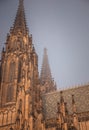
<box><xmin>43</xmin><ymin>82</ymin><xmax>89</xmax><ymax>96</ymax></box>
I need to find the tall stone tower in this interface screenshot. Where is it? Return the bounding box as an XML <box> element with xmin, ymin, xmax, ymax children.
<box><xmin>0</xmin><ymin>0</ymin><xmax>43</xmax><ymax>130</ymax></box>
<box><xmin>40</xmin><ymin>48</ymin><xmax>57</xmax><ymax>93</ymax></box>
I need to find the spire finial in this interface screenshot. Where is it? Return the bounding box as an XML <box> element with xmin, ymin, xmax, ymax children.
<box><xmin>12</xmin><ymin>0</ymin><xmax>28</xmax><ymax>34</ymax></box>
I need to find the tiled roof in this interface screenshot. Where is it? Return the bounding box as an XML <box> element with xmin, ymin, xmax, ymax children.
<box><xmin>42</xmin><ymin>85</ymin><xmax>89</xmax><ymax>120</ymax></box>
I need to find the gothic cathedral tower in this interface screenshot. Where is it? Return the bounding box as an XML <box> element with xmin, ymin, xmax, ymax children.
<box><xmin>0</xmin><ymin>0</ymin><xmax>42</xmax><ymax>130</ymax></box>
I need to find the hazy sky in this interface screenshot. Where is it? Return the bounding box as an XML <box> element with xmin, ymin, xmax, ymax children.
<box><xmin>0</xmin><ymin>0</ymin><xmax>89</xmax><ymax>89</ymax></box>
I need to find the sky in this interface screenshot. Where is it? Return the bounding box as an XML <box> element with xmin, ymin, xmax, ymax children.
<box><xmin>0</xmin><ymin>0</ymin><xmax>89</xmax><ymax>89</ymax></box>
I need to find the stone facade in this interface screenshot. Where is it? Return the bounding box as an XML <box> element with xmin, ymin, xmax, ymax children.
<box><xmin>0</xmin><ymin>0</ymin><xmax>43</xmax><ymax>130</ymax></box>
<box><xmin>0</xmin><ymin>0</ymin><xmax>89</xmax><ymax>130</ymax></box>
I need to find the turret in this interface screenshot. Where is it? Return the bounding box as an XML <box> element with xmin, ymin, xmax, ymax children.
<box><xmin>56</xmin><ymin>91</ymin><xmax>68</xmax><ymax>130</ymax></box>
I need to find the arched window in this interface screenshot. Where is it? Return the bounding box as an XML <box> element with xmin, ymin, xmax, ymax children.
<box><xmin>9</xmin><ymin>62</ymin><xmax>15</xmax><ymax>82</ymax></box>
<box><xmin>7</xmin><ymin>85</ymin><xmax>13</xmax><ymax>102</ymax></box>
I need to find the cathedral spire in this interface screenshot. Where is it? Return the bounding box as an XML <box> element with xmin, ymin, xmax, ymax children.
<box><xmin>40</xmin><ymin>48</ymin><xmax>57</xmax><ymax>93</ymax></box>
<box><xmin>12</xmin><ymin>0</ymin><xmax>28</xmax><ymax>34</ymax></box>
<box><xmin>40</xmin><ymin>48</ymin><xmax>52</xmax><ymax>84</ymax></box>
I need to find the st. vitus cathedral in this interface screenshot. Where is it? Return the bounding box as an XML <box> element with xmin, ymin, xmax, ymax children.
<box><xmin>0</xmin><ymin>0</ymin><xmax>89</xmax><ymax>130</ymax></box>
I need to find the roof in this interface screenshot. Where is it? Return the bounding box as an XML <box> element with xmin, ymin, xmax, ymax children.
<box><xmin>42</xmin><ymin>84</ymin><xmax>89</xmax><ymax>120</ymax></box>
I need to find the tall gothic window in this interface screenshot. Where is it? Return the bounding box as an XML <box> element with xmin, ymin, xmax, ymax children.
<box><xmin>7</xmin><ymin>85</ymin><xmax>13</xmax><ymax>102</ymax></box>
<box><xmin>6</xmin><ymin>61</ymin><xmax>16</xmax><ymax>102</ymax></box>
<box><xmin>9</xmin><ymin>62</ymin><xmax>16</xmax><ymax>82</ymax></box>
<box><xmin>18</xmin><ymin>60</ymin><xmax>22</xmax><ymax>83</ymax></box>
<box><xmin>2</xmin><ymin>62</ymin><xmax>7</xmax><ymax>82</ymax></box>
